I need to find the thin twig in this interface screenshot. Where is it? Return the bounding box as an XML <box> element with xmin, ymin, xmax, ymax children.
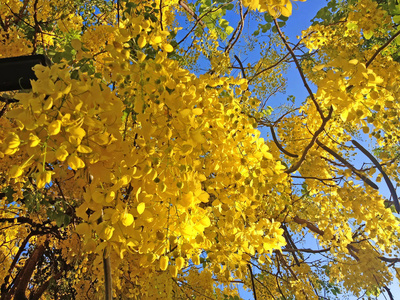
<box><xmin>178</xmin><ymin>0</ymin><xmax>205</xmax><ymax>27</ymax></box>
<box><xmin>248</xmin><ymin>38</ymin><xmax>310</xmax><ymax>84</ymax></box>
<box><xmin>269</xmin><ymin>126</ymin><xmax>298</xmax><ymax>158</ymax></box>
<box><xmin>177</xmin><ymin>5</ymin><xmax>224</xmax><ymax>45</ymax></box>
<box><xmin>351</xmin><ymin>140</ymin><xmax>399</xmax><ymax>212</ymax></box>
<box><xmin>282</xmin><ymin>247</ymin><xmax>331</xmax><ymax>254</ymax></box>
<box><xmin>383</xmin><ymin>285</ymin><xmax>395</xmax><ymax>300</ymax></box>
<box><xmin>316</xmin><ymin>139</ymin><xmax>379</xmax><ymax>190</ymax></box>
<box><xmin>225</xmin><ymin>3</ymin><xmax>248</xmax><ymax>54</ymax></box>
<box><xmin>273</xmin><ymin>19</ymin><xmax>325</xmax><ymax>120</ymax></box>
<box><xmin>247</xmin><ymin>263</ymin><xmax>258</xmax><ymax>300</ymax></box>
<box><xmin>159</xmin><ymin>0</ymin><xmax>163</xmax><ymax>31</ymax></box>
<box><xmin>234</xmin><ymin>55</ymin><xmax>246</xmax><ymax>79</ymax></box>
<box><xmin>285</xmin><ymin>106</ymin><xmax>333</xmax><ymax>174</ymax></box>
<box><xmin>366</xmin><ymin>29</ymin><xmax>400</xmax><ymax>68</ymax></box>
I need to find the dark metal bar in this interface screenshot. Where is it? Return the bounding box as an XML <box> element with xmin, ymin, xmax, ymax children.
<box><xmin>0</xmin><ymin>55</ymin><xmax>51</xmax><ymax>92</ymax></box>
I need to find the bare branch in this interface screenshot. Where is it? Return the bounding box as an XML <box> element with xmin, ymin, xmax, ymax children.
<box><xmin>273</xmin><ymin>19</ymin><xmax>325</xmax><ymax>120</ymax></box>
<box><xmin>247</xmin><ymin>264</ymin><xmax>258</xmax><ymax>300</ymax></box>
<box><xmin>351</xmin><ymin>140</ymin><xmax>400</xmax><ymax>213</ymax></box>
<box><xmin>177</xmin><ymin>5</ymin><xmax>224</xmax><ymax>45</ymax></box>
<box><xmin>316</xmin><ymin>139</ymin><xmax>379</xmax><ymax>190</ymax></box>
<box><xmin>366</xmin><ymin>29</ymin><xmax>400</xmax><ymax>68</ymax></box>
<box><xmin>269</xmin><ymin>126</ymin><xmax>298</xmax><ymax>158</ymax></box>
<box><xmin>293</xmin><ymin>216</ymin><xmax>325</xmax><ymax>236</ymax></box>
<box><xmin>234</xmin><ymin>55</ymin><xmax>246</xmax><ymax>79</ymax></box>
<box><xmin>383</xmin><ymin>285</ymin><xmax>395</xmax><ymax>300</ymax></box>
<box><xmin>178</xmin><ymin>0</ymin><xmax>205</xmax><ymax>27</ymax></box>
<box><xmin>282</xmin><ymin>247</ymin><xmax>331</xmax><ymax>254</ymax></box>
<box><xmin>225</xmin><ymin>3</ymin><xmax>248</xmax><ymax>54</ymax></box>
<box><xmin>248</xmin><ymin>38</ymin><xmax>311</xmax><ymax>84</ymax></box>
<box><xmin>0</xmin><ymin>232</ymin><xmax>33</xmax><ymax>295</ymax></box>
<box><xmin>285</xmin><ymin>106</ymin><xmax>333</xmax><ymax>174</ymax></box>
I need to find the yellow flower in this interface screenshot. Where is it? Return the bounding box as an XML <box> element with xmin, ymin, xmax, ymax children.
<box><xmin>55</xmin><ymin>146</ymin><xmax>69</xmax><ymax>161</ymax></box>
<box><xmin>67</xmin><ymin>154</ymin><xmax>85</xmax><ymax>170</ymax></box>
<box><xmin>36</xmin><ymin>170</ymin><xmax>54</xmax><ymax>189</ymax></box>
<box><xmin>160</xmin><ymin>256</ymin><xmax>169</xmax><ymax>271</ymax></box>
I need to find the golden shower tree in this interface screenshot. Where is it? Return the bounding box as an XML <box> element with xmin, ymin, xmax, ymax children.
<box><xmin>1</xmin><ymin>0</ymin><xmax>400</xmax><ymax>299</ymax></box>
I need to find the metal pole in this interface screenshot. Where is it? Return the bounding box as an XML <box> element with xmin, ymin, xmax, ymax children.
<box><xmin>0</xmin><ymin>55</ymin><xmax>51</xmax><ymax>92</ymax></box>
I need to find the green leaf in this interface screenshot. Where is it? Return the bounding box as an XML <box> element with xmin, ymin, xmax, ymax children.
<box><xmin>363</xmin><ymin>30</ymin><xmax>373</xmax><ymax>40</ymax></box>
<box><xmin>346</xmin><ymin>22</ymin><xmax>358</xmax><ymax>31</ymax></box>
<box><xmin>389</xmin><ymin>0</ymin><xmax>400</xmax><ymax>15</ymax></box>
<box><xmin>1</xmin><ymin>187</ymin><xmax>15</xmax><ymax>204</ymax></box>
<box><xmin>261</xmin><ymin>23</ymin><xmax>271</xmax><ymax>33</ymax></box>
<box><xmin>125</xmin><ymin>2</ymin><xmax>137</xmax><ymax>9</ymax></box>
<box><xmin>264</xmin><ymin>13</ymin><xmax>273</xmax><ymax>23</ymax></box>
<box><xmin>278</xmin><ymin>15</ymin><xmax>289</xmax><ymax>22</ymax></box>
<box><xmin>219</xmin><ymin>18</ymin><xmax>229</xmax><ymax>28</ymax></box>
<box><xmin>315</xmin><ymin>7</ymin><xmax>329</xmax><ymax>20</ymax></box>
<box><xmin>56</xmin><ymin>215</ymin><xmax>64</xmax><ymax>227</ymax></box>
<box><xmin>225</xmin><ymin>3</ymin><xmax>234</xmax><ymax>10</ymax></box>
<box><xmin>225</xmin><ymin>25</ymin><xmax>234</xmax><ymax>36</ymax></box>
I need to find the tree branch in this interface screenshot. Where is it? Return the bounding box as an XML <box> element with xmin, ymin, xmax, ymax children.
<box><xmin>273</xmin><ymin>18</ymin><xmax>325</xmax><ymax>120</ymax></box>
<box><xmin>366</xmin><ymin>29</ymin><xmax>400</xmax><ymax>68</ymax></box>
<box><xmin>285</xmin><ymin>106</ymin><xmax>333</xmax><ymax>174</ymax></box>
<box><xmin>316</xmin><ymin>139</ymin><xmax>379</xmax><ymax>190</ymax></box>
<box><xmin>234</xmin><ymin>55</ymin><xmax>246</xmax><ymax>79</ymax></box>
<box><xmin>270</xmin><ymin>126</ymin><xmax>298</xmax><ymax>158</ymax></box>
<box><xmin>0</xmin><ymin>232</ymin><xmax>33</xmax><ymax>295</ymax></box>
<box><xmin>225</xmin><ymin>3</ymin><xmax>248</xmax><ymax>54</ymax></box>
<box><xmin>177</xmin><ymin>4</ymin><xmax>224</xmax><ymax>45</ymax></box>
<box><xmin>282</xmin><ymin>247</ymin><xmax>331</xmax><ymax>254</ymax></box>
<box><xmin>247</xmin><ymin>264</ymin><xmax>258</xmax><ymax>300</ymax></box>
<box><xmin>178</xmin><ymin>0</ymin><xmax>205</xmax><ymax>27</ymax></box>
<box><xmin>351</xmin><ymin>140</ymin><xmax>400</xmax><ymax>213</ymax></box>
<box><xmin>293</xmin><ymin>216</ymin><xmax>325</xmax><ymax>236</ymax></box>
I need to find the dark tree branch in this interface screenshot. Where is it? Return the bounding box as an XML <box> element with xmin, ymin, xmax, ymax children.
<box><xmin>282</xmin><ymin>224</ymin><xmax>301</xmax><ymax>266</ymax></box>
<box><xmin>178</xmin><ymin>0</ymin><xmax>205</xmax><ymax>27</ymax></box>
<box><xmin>282</xmin><ymin>247</ymin><xmax>331</xmax><ymax>254</ymax></box>
<box><xmin>225</xmin><ymin>3</ymin><xmax>248</xmax><ymax>54</ymax></box>
<box><xmin>247</xmin><ymin>36</ymin><xmax>313</xmax><ymax>84</ymax></box>
<box><xmin>378</xmin><ymin>256</ymin><xmax>400</xmax><ymax>264</ymax></box>
<box><xmin>351</xmin><ymin>140</ymin><xmax>400</xmax><ymax>213</ymax></box>
<box><xmin>29</xmin><ymin>271</ymin><xmax>63</xmax><ymax>300</ymax></box>
<box><xmin>366</xmin><ymin>29</ymin><xmax>400</xmax><ymax>68</ymax></box>
<box><xmin>234</xmin><ymin>55</ymin><xmax>246</xmax><ymax>79</ymax></box>
<box><xmin>159</xmin><ymin>0</ymin><xmax>163</xmax><ymax>31</ymax></box>
<box><xmin>273</xmin><ymin>19</ymin><xmax>325</xmax><ymax>120</ymax></box>
<box><xmin>383</xmin><ymin>285</ymin><xmax>394</xmax><ymax>300</ymax></box>
<box><xmin>270</xmin><ymin>126</ymin><xmax>298</xmax><ymax>158</ymax></box>
<box><xmin>293</xmin><ymin>216</ymin><xmax>325</xmax><ymax>236</ymax></box>
<box><xmin>4</xmin><ymin>244</ymin><xmax>45</xmax><ymax>300</ymax></box>
<box><xmin>1</xmin><ymin>232</ymin><xmax>33</xmax><ymax>295</ymax></box>
<box><xmin>32</xmin><ymin>0</ymin><xmax>39</xmax><ymax>54</ymax></box>
<box><xmin>177</xmin><ymin>5</ymin><xmax>222</xmax><ymax>45</ymax></box>
<box><xmin>247</xmin><ymin>264</ymin><xmax>258</xmax><ymax>300</ymax></box>
<box><xmin>316</xmin><ymin>139</ymin><xmax>379</xmax><ymax>190</ymax></box>
<box><xmin>285</xmin><ymin>106</ymin><xmax>333</xmax><ymax>174</ymax></box>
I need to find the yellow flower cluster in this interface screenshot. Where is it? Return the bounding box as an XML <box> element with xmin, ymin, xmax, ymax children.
<box><xmin>242</xmin><ymin>0</ymin><xmax>306</xmax><ymax>17</ymax></box>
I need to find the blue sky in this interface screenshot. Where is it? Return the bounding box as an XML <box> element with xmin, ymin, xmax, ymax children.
<box><xmin>175</xmin><ymin>1</ymin><xmax>400</xmax><ymax>298</ymax></box>
<box><xmin>237</xmin><ymin>0</ymin><xmax>400</xmax><ymax>299</ymax></box>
